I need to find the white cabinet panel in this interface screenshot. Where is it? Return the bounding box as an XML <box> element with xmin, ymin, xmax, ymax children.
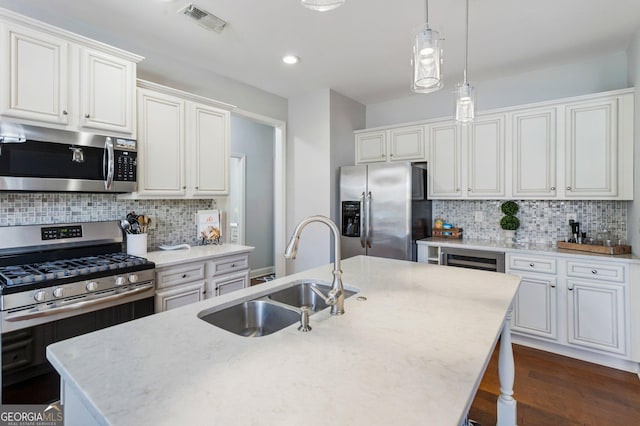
<box><xmin>0</xmin><ymin>23</ymin><xmax>68</xmax><ymax>124</ymax></box>
<box><xmin>389</xmin><ymin>125</ymin><xmax>425</xmax><ymax>161</ymax></box>
<box><xmin>355</xmin><ymin>131</ymin><xmax>386</xmax><ymax>163</ymax></box>
<box><xmin>467</xmin><ymin>115</ymin><xmax>505</xmax><ymax>197</ymax></box>
<box><xmin>567</xmin><ymin>279</ymin><xmax>626</xmax><ymax>355</ymax></box>
<box><xmin>428</xmin><ymin>122</ymin><xmax>462</xmax><ymax>198</ymax></box>
<box><xmin>512</xmin><ymin>108</ymin><xmax>557</xmax><ymax>197</ymax></box>
<box><xmin>512</xmin><ymin>274</ymin><xmax>557</xmax><ymax>340</ymax></box>
<box><xmin>565</xmin><ymin>99</ymin><xmax>617</xmax><ymax>197</ymax></box>
<box><xmin>80</xmin><ymin>48</ymin><xmax>134</xmax><ymax>134</ymax></box>
<box><xmin>155</xmin><ymin>281</ymin><xmax>205</xmax><ymax>312</ymax></box>
<box><xmin>208</xmin><ymin>270</ymin><xmax>249</xmax><ymax>297</ymax></box>
<box><xmin>137</xmin><ymin>89</ymin><xmax>186</xmax><ymax>196</ymax></box>
<box><xmin>189</xmin><ymin>103</ymin><xmax>229</xmax><ymax>196</ymax></box>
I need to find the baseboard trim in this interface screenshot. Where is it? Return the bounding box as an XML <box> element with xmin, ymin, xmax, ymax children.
<box><xmin>511</xmin><ymin>334</ymin><xmax>640</xmax><ymax>374</ymax></box>
<box><xmin>250</xmin><ymin>266</ymin><xmax>275</xmax><ymax>279</ymax></box>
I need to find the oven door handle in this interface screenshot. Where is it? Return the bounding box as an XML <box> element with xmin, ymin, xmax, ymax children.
<box><xmin>4</xmin><ymin>284</ymin><xmax>153</xmax><ymax>322</ymax></box>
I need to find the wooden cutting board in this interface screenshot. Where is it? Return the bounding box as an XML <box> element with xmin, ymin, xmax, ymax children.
<box><xmin>557</xmin><ymin>241</ymin><xmax>631</xmax><ymax>255</ymax></box>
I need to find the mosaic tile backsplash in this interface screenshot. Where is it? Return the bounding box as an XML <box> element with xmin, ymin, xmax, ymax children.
<box><xmin>0</xmin><ymin>193</ymin><xmax>215</xmax><ymax>251</ymax></box>
<box><xmin>433</xmin><ymin>200</ymin><xmax>628</xmax><ymax>244</ymax></box>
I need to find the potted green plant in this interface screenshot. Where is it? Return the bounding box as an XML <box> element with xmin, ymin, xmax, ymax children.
<box><xmin>500</xmin><ymin>201</ymin><xmax>520</xmax><ymax>242</ymax></box>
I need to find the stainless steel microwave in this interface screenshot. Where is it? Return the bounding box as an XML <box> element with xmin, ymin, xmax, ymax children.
<box><xmin>0</xmin><ymin>122</ymin><xmax>137</xmax><ymax>193</ymax></box>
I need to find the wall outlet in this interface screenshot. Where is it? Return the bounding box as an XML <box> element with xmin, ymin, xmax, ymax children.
<box><xmin>566</xmin><ymin>213</ymin><xmax>577</xmax><ymax>222</ymax></box>
<box><xmin>147</xmin><ymin>215</ymin><xmax>157</xmax><ymax>230</ymax></box>
<box><xmin>475</xmin><ymin>211</ymin><xmax>484</xmax><ymax>222</ymax></box>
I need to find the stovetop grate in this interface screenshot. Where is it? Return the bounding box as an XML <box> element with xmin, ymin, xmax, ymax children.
<box><xmin>0</xmin><ymin>253</ymin><xmax>151</xmax><ymax>286</ymax></box>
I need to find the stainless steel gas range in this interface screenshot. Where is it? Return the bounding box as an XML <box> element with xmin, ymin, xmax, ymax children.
<box><xmin>0</xmin><ymin>221</ymin><xmax>155</xmax><ymax>404</ymax></box>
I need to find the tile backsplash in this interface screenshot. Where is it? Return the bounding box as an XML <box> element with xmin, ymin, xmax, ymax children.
<box><xmin>433</xmin><ymin>200</ymin><xmax>628</xmax><ymax>244</ymax></box>
<box><xmin>0</xmin><ymin>193</ymin><xmax>215</xmax><ymax>251</ymax></box>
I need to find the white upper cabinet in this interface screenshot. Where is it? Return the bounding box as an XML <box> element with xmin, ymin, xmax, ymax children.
<box><xmin>356</xmin><ymin>88</ymin><xmax>633</xmax><ymax>200</ymax></box>
<box><xmin>188</xmin><ymin>102</ymin><xmax>229</xmax><ymax>197</ymax></box>
<box><xmin>564</xmin><ymin>97</ymin><xmax>624</xmax><ymax>198</ymax></box>
<box><xmin>0</xmin><ymin>23</ymin><xmax>69</xmax><ymax>125</ymax></box>
<box><xmin>80</xmin><ymin>48</ymin><xmax>135</xmax><ymax>134</ymax></box>
<box><xmin>355</xmin><ymin>130</ymin><xmax>387</xmax><ymax>163</ymax></box>
<box><xmin>137</xmin><ymin>88</ymin><xmax>186</xmax><ymax>197</ymax></box>
<box><xmin>355</xmin><ymin>125</ymin><xmax>426</xmax><ymax>164</ymax></box>
<box><xmin>131</xmin><ymin>81</ymin><xmax>233</xmax><ymax>199</ymax></box>
<box><xmin>428</xmin><ymin>121</ymin><xmax>462</xmax><ymax>198</ymax></box>
<box><xmin>0</xmin><ymin>11</ymin><xmax>142</xmax><ymax>136</ymax></box>
<box><xmin>467</xmin><ymin>114</ymin><xmax>505</xmax><ymax>198</ymax></box>
<box><xmin>511</xmin><ymin>107</ymin><xmax>557</xmax><ymax>198</ymax></box>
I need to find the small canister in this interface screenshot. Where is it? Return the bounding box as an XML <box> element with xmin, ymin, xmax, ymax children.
<box><xmin>434</xmin><ymin>218</ymin><xmax>444</xmax><ymax>229</ymax></box>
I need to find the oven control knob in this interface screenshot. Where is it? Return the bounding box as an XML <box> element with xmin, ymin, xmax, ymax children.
<box><xmin>128</xmin><ymin>274</ymin><xmax>139</xmax><ymax>283</ymax></box>
<box><xmin>115</xmin><ymin>276</ymin><xmax>126</xmax><ymax>286</ymax></box>
<box><xmin>86</xmin><ymin>281</ymin><xmax>99</xmax><ymax>292</ymax></box>
<box><xmin>52</xmin><ymin>287</ymin><xmax>65</xmax><ymax>298</ymax></box>
<box><xmin>33</xmin><ymin>290</ymin><xmax>46</xmax><ymax>302</ymax></box>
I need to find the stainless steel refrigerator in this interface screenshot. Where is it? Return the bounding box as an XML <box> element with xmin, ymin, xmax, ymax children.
<box><xmin>340</xmin><ymin>162</ymin><xmax>432</xmax><ymax>261</ymax></box>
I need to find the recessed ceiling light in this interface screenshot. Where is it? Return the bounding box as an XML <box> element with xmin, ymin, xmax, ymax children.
<box><xmin>282</xmin><ymin>55</ymin><xmax>301</xmax><ymax>65</ymax></box>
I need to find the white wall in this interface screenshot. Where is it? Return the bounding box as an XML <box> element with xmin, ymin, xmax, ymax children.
<box><xmin>231</xmin><ymin>115</ymin><xmax>275</xmax><ymax>272</ymax></box>
<box><xmin>626</xmin><ymin>31</ymin><xmax>640</xmax><ymax>255</ymax></box>
<box><xmin>286</xmin><ymin>89</ymin><xmax>365</xmax><ymax>273</ymax></box>
<box><xmin>286</xmin><ymin>90</ymin><xmax>332</xmax><ymax>273</ymax></box>
<box><xmin>366</xmin><ymin>52</ymin><xmax>629</xmax><ymax>128</ymax></box>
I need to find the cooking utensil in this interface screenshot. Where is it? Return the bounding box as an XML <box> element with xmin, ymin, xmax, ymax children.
<box><xmin>120</xmin><ymin>219</ymin><xmax>131</xmax><ymax>234</ymax></box>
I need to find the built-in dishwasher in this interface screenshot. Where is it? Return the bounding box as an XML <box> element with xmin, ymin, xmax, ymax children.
<box><xmin>440</xmin><ymin>247</ymin><xmax>505</xmax><ymax>273</ymax></box>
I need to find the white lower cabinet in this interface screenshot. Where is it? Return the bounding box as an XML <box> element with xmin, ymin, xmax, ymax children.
<box><xmin>508</xmin><ymin>253</ymin><xmax>631</xmax><ymax>361</ymax></box>
<box><xmin>566</xmin><ymin>279</ymin><xmax>626</xmax><ymax>355</ymax></box>
<box><xmin>208</xmin><ymin>270</ymin><xmax>249</xmax><ymax>297</ymax></box>
<box><xmin>156</xmin><ymin>281</ymin><xmax>206</xmax><ymax>312</ymax></box>
<box><xmin>205</xmin><ymin>254</ymin><xmax>250</xmax><ymax>299</ymax></box>
<box><xmin>511</xmin><ymin>274</ymin><xmax>557</xmax><ymax>340</ymax></box>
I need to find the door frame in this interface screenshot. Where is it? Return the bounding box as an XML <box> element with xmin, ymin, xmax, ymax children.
<box><xmin>231</xmin><ymin>109</ymin><xmax>287</xmax><ymax>278</ymax></box>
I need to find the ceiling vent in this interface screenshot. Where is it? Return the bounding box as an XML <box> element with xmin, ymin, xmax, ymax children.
<box><xmin>179</xmin><ymin>4</ymin><xmax>227</xmax><ymax>33</ymax></box>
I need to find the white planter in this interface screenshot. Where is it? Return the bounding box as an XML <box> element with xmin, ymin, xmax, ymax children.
<box><xmin>502</xmin><ymin>229</ymin><xmax>516</xmax><ymax>243</ymax></box>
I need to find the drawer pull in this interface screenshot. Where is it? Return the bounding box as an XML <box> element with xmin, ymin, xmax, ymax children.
<box><xmin>568</xmin><ymin>286</ymin><xmax>574</xmax><ymax>291</ymax></box>
<box><xmin>550</xmin><ymin>283</ymin><xmax>556</xmax><ymax>288</ymax></box>
<box><xmin>231</xmin><ymin>264</ymin><xmax>236</xmax><ymax>268</ymax></box>
<box><xmin>529</xmin><ymin>263</ymin><xmax>535</xmax><ymax>267</ymax></box>
<box><xmin>591</xmin><ymin>270</ymin><xmax>598</xmax><ymax>275</ymax></box>
<box><xmin>182</xmin><ymin>274</ymin><xmax>187</xmax><ymax>278</ymax></box>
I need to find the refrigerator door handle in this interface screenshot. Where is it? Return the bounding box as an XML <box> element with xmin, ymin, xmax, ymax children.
<box><xmin>359</xmin><ymin>192</ymin><xmax>366</xmax><ymax>248</ymax></box>
<box><xmin>366</xmin><ymin>191</ymin><xmax>372</xmax><ymax>248</ymax></box>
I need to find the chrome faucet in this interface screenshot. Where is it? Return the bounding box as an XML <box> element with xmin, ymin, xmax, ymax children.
<box><xmin>284</xmin><ymin>215</ymin><xmax>345</xmax><ymax>315</ymax></box>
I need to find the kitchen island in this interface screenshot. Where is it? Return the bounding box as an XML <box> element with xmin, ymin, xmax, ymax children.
<box><xmin>47</xmin><ymin>256</ymin><xmax>521</xmax><ymax>425</ymax></box>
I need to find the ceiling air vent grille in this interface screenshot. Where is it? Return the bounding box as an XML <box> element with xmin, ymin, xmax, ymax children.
<box><xmin>180</xmin><ymin>4</ymin><xmax>227</xmax><ymax>33</ymax></box>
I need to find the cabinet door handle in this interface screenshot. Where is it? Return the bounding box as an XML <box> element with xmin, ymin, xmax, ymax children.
<box><xmin>182</xmin><ymin>274</ymin><xmax>187</xmax><ymax>278</ymax></box>
<box><xmin>550</xmin><ymin>283</ymin><xmax>556</xmax><ymax>288</ymax></box>
<box><xmin>550</xmin><ymin>186</ymin><xmax>556</xmax><ymax>191</ymax></box>
<box><xmin>468</xmin><ymin>188</ymin><xmax>472</xmax><ymax>192</ymax></box>
<box><xmin>85</xmin><ymin>114</ymin><xmax>90</xmax><ymax>118</ymax></box>
<box><xmin>568</xmin><ymin>285</ymin><xmax>574</xmax><ymax>291</ymax></box>
<box><xmin>591</xmin><ymin>270</ymin><xmax>598</xmax><ymax>275</ymax></box>
<box><xmin>62</xmin><ymin>110</ymin><xmax>68</xmax><ymax>115</ymax></box>
<box><xmin>529</xmin><ymin>263</ymin><xmax>535</xmax><ymax>267</ymax></box>
<box><xmin>566</xmin><ymin>186</ymin><xmax>572</xmax><ymax>190</ymax></box>
<box><xmin>231</xmin><ymin>264</ymin><xmax>236</xmax><ymax>268</ymax></box>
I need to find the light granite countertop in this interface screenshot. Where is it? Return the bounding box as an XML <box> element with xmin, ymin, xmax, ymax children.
<box><xmin>419</xmin><ymin>237</ymin><xmax>640</xmax><ymax>264</ymax></box>
<box><xmin>46</xmin><ymin>256</ymin><xmax>520</xmax><ymax>426</ymax></box>
<box><xmin>143</xmin><ymin>244</ymin><xmax>255</xmax><ymax>268</ymax></box>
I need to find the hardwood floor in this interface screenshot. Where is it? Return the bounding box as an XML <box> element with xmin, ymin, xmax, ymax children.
<box><xmin>469</xmin><ymin>344</ymin><xmax>640</xmax><ymax>425</ymax></box>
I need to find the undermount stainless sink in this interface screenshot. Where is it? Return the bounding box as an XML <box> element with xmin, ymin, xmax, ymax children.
<box><xmin>199</xmin><ymin>300</ymin><xmax>300</xmax><ymax>337</ymax></box>
<box><xmin>268</xmin><ymin>282</ymin><xmax>357</xmax><ymax>312</ymax></box>
<box><xmin>198</xmin><ymin>281</ymin><xmax>358</xmax><ymax>337</ymax></box>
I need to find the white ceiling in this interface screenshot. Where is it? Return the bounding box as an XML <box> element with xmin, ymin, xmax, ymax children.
<box><xmin>1</xmin><ymin>0</ymin><xmax>640</xmax><ymax>105</ymax></box>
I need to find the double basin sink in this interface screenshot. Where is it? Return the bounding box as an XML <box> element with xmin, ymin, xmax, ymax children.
<box><xmin>198</xmin><ymin>281</ymin><xmax>357</xmax><ymax>337</ymax></box>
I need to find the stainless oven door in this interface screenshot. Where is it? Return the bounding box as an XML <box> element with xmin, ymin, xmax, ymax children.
<box><xmin>1</xmin><ymin>284</ymin><xmax>155</xmax><ymax>404</ymax></box>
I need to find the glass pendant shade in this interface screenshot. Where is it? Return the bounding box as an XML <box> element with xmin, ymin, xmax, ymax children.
<box><xmin>455</xmin><ymin>82</ymin><xmax>475</xmax><ymax>123</ymax></box>
<box><xmin>412</xmin><ymin>24</ymin><xmax>443</xmax><ymax>93</ymax></box>
<box><xmin>301</xmin><ymin>0</ymin><xmax>346</xmax><ymax>12</ymax></box>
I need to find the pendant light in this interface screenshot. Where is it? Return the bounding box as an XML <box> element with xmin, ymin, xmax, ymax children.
<box><xmin>455</xmin><ymin>0</ymin><xmax>475</xmax><ymax>123</ymax></box>
<box><xmin>301</xmin><ymin>0</ymin><xmax>346</xmax><ymax>12</ymax></box>
<box><xmin>411</xmin><ymin>0</ymin><xmax>443</xmax><ymax>93</ymax></box>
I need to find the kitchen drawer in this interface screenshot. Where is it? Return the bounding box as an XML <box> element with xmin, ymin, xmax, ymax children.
<box><xmin>206</xmin><ymin>255</ymin><xmax>249</xmax><ymax>277</ymax></box>
<box><xmin>508</xmin><ymin>255</ymin><xmax>557</xmax><ymax>275</ymax></box>
<box><xmin>156</xmin><ymin>262</ymin><xmax>206</xmax><ymax>289</ymax></box>
<box><xmin>566</xmin><ymin>261</ymin><xmax>625</xmax><ymax>283</ymax></box>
